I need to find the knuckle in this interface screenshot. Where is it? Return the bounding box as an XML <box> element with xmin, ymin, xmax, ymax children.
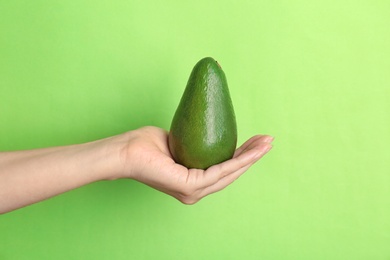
<box><xmin>179</xmin><ymin>184</ymin><xmax>197</xmax><ymax>197</ymax></box>
<box><xmin>179</xmin><ymin>196</ymin><xmax>199</xmax><ymax>205</ymax></box>
<box><xmin>176</xmin><ymin>188</ymin><xmax>200</xmax><ymax>205</ymax></box>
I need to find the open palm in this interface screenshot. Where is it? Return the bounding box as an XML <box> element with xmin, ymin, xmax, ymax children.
<box><xmin>121</xmin><ymin>126</ymin><xmax>273</xmax><ymax>204</ymax></box>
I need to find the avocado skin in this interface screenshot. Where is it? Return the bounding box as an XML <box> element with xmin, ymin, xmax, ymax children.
<box><xmin>169</xmin><ymin>57</ymin><xmax>237</xmax><ymax>169</ymax></box>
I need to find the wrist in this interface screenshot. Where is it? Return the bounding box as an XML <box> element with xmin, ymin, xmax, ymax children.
<box><xmin>89</xmin><ymin>131</ymin><xmax>138</xmax><ymax>181</ymax></box>
<box><xmin>77</xmin><ymin>134</ymin><xmax>126</xmax><ymax>182</ymax></box>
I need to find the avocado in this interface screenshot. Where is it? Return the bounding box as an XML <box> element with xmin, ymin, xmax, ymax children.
<box><xmin>168</xmin><ymin>57</ymin><xmax>237</xmax><ymax>169</ymax></box>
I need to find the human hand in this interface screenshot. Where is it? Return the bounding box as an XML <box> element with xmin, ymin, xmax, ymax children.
<box><xmin>118</xmin><ymin>126</ymin><xmax>273</xmax><ymax>204</ymax></box>
<box><xmin>0</xmin><ymin>126</ymin><xmax>273</xmax><ymax>213</ymax></box>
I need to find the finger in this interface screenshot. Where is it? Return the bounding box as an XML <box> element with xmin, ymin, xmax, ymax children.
<box><xmin>203</xmin><ymin>141</ymin><xmax>272</xmax><ymax>188</ymax></box>
<box><xmin>201</xmin><ymin>164</ymin><xmax>253</xmax><ymax>197</ymax></box>
<box><xmin>200</xmin><ymin>145</ymin><xmax>272</xmax><ymax>197</ymax></box>
<box><xmin>233</xmin><ymin>135</ymin><xmax>263</xmax><ymax>158</ymax></box>
<box><xmin>234</xmin><ymin>135</ymin><xmax>274</xmax><ymax>158</ymax></box>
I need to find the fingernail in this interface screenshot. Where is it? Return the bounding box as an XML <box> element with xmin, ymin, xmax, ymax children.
<box><xmin>263</xmin><ymin>136</ymin><xmax>275</xmax><ymax>143</ymax></box>
<box><xmin>266</xmin><ymin>145</ymin><xmax>273</xmax><ymax>153</ymax></box>
<box><xmin>254</xmin><ymin>145</ymin><xmax>272</xmax><ymax>159</ymax></box>
<box><xmin>262</xmin><ymin>144</ymin><xmax>273</xmax><ymax>154</ymax></box>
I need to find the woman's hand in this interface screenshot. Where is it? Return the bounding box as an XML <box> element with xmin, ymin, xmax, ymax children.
<box><xmin>0</xmin><ymin>126</ymin><xmax>273</xmax><ymax>213</ymax></box>
<box><xmin>118</xmin><ymin>126</ymin><xmax>273</xmax><ymax>204</ymax></box>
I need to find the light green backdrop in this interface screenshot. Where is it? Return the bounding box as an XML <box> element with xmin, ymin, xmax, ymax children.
<box><xmin>1</xmin><ymin>1</ymin><xmax>389</xmax><ymax>259</ymax></box>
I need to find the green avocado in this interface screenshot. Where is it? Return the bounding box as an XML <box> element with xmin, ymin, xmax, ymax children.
<box><xmin>168</xmin><ymin>57</ymin><xmax>237</xmax><ymax>169</ymax></box>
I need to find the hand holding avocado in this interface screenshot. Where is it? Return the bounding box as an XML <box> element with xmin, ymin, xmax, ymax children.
<box><xmin>120</xmin><ymin>126</ymin><xmax>273</xmax><ymax>204</ymax></box>
<box><xmin>0</xmin><ymin>57</ymin><xmax>273</xmax><ymax>213</ymax></box>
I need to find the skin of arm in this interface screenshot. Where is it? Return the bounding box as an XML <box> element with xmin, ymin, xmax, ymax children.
<box><xmin>0</xmin><ymin>126</ymin><xmax>273</xmax><ymax>214</ymax></box>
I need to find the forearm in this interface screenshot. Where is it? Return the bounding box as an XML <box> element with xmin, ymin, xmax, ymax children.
<box><xmin>0</xmin><ymin>136</ymin><xmax>122</xmax><ymax>214</ymax></box>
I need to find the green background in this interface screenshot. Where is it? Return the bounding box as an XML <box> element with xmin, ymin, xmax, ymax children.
<box><xmin>1</xmin><ymin>1</ymin><xmax>389</xmax><ymax>259</ymax></box>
